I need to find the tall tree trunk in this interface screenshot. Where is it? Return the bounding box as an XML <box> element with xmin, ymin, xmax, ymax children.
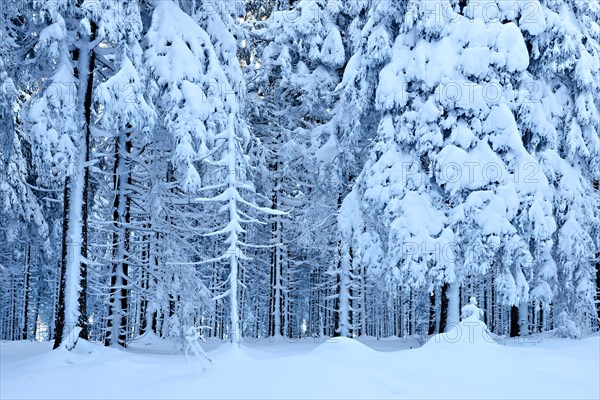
<box><xmin>32</xmin><ymin>290</ymin><xmax>41</xmax><ymax>341</ymax></box>
<box><xmin>53</xmin><ymin>179</ymin><xmax>70</xmax><ymax>349</ymax></box>
<box><xmin>53</xmin><ymin>16</ymin><xmax>97</xmax><ymax>349</ymax></box>
<box><xmin>226</xmin><ymin>115</ymin><xmax>240</xmax><ymax>344</ymax></box>
<box><xmin>138</xmin><ymin>241</ymin><xmax>149</xmax><ymax>336</ymax></box>
<box><xmin>269</xmin><ymin>138</ymin><xmax>284</xmax><ymax>338</ymax></box>
<box><xmin>360</xmin><ymin>264</ymin><xmax>368</xmax><ymax>336</ymax></box>
<box><xmin>445</xmin><ymin>281</ymin><xmax>460</xmax><ymax>331</ymax></box>
<box><xmin>428</xmin><ymin>290</ymin><xmax>436</xmax><ymax>335</ymax></box>
<box><xmin>78</xmin><ymin>19</ymin><xmax>98</xmax><ymax>341</ymax></box>
<box><xmin>268</xmin><ymin>238</ymin><xmax>275</xmax><ymax>337</ymax></box>
<box><xmin>272</xmin><ymin>216</ymin><xmax>283</xmax><ymax>337</ymax></box>
<box><xmin>510</xmin><ymin>305</ymin><xmax>519</xmax><ymax>337</ymax></box>
<box><xmin>439</xmin><ymin>283</ymin><xmax>449</xmax><ymax>333</ymax></box>
<box><xmin>596</xmin><ymin>251</ymin><xmax>600</xmax><ymax>327</ymax></box>
<box><xmin>338</xmin><ymin>236</ymin><xmax>352</xmax><ymax>337</ymax></box>
<box><xmin>490</xmin><ymin>275</ymin><xmax>495</xmax><ymax>332</ymax></box>
<box><xmin>10</xmin><ymin>273</ymin><xmax>17</xmax><ymax>340</ymax></box>
<box><xmin>335</xmin><ymin>190</ymin><xmax>352</xmax><ymax>338</ymax></box>
<box><xmin>518</xmin><ymin>302</ymin><xmax>528</xmax><ymax>335</ymax></box>
<box><xmin>119</xmin><ymin>137</ymin><xmax>132</xmax><ymax>345</ymax></box>
<box><xmin>595</xmin><ymin>179</ymin><xmax>599</xmax><ymax>328</ymax></box>
<box><xmin>50</xmin><ymin>259</ymin><xmax>60</xmax><ymax>342</ymax></box>
<box><xmin>21</xmin><ymin>242</ymin><xmax>30</xmax><ymax>340</ymax></box>
<box><xmin>105</xmin><ymin>130</ymin><xmax>132</xmax><ymax>347</ymax></box>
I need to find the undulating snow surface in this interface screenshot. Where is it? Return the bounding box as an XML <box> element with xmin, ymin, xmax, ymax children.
<box><xmin>2</xmin><ymin>329</ymin><xmax>598</xmax><ymax>400</ymax></box>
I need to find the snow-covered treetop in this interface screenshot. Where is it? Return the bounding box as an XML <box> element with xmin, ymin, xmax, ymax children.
<box><xmin>145</xmin><ymin>0</ymin><xmax>244</xmax><ymax>192</ymax></box>
<box><xmin>461</xmin><ymin>297</ymin><xmax>484</xmax><ymax>321</ymax></box>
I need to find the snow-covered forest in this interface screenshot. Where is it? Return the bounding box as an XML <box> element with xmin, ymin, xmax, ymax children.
<box><xmin>1</xmin><ymin>1</ymin><xmax>599</xmax><ymax>395</ymax></box>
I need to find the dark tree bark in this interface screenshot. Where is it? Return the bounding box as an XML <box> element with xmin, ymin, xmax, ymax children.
<box><xmin>10</xmin><ymin>273</ymin><xmax>17</xmax><ymax>340</ymax></box>
<box><xmin>53</xmin><ymin>178</ymin><xmax>70</xmax><ymax>350</ymax></box>
<box><xmin>595</xmin><ymin>179</ymin><xmax>600</xmax><ymax>327</ymax></box>
<box><xmin>21</xmin><ymin>242</ymin><xmax>31</xmax><ymax>340</ymax></box>
<box><xmin>510</xmin><ymin>305</ymin><xmax>520</xmax><ymax>337</ymax></box>
<box><xmin>348</xmin><ymin>245</ymin><xmax>354</xmax><ymax>337</ymax></box>
<box><xmin>428</xmin><ymin>290</ymin><xmax>436</xmax><ymax>335</ymax></box>
<box><xmin>268</xmin><ymin>242</ymin><xmax>275</xmax><ymax>337</ymax></box>
<box><xmin>596</xmin><ymin>251</ymin><xmax>600</xmax><ymax>327</ymax></box>
<box><xmin>118</xmin><ymin>137</ymin><xmax>132</xmax><ymax>346</ymax></box>
<box><xmin>268</xmin><ymin>142</ymin><xmax>284</xmax><ymax>338</ymax></box>
<box><xmin>408</xmin><ymin>288</ymin><xmax>413</xmax><ymax>336</ymax></box>
<box><xmin>333</xmin><ymin>191</ymin><xmax>343</xmax><ymax>337</ymax></box>
<box><xmin>105</xmin><ymin>131</ymin><xmax>132</xmax><ymax>347</ymax></box>
<box><xmin>138</xmin><ymin>242</ymin><xmax>149</xmax><ymax>336</ymax></box>
<box><xmin>32</xmin><ymin>290</ymin><xmax>41</xmax><ymax>340</ymax></box>
<box><xmin>151</xmin><ymin>311</ymin><xmax>158</xmax><ymax>335</ymax></box>
<box><xmin>333</xmin><ymin>265</ymin><xmax>341</xmax><ymax>337</ymax></box>
<box><xmin>439</xmin><ymin>283</ymin><xmax>449</xmax><ymax>333</ymax></box>
<box><xmin>490</xmin><ymin>275</ymin><xmax>495</xmax><ymax>332</ymax></box>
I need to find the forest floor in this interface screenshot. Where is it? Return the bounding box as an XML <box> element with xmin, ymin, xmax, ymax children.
<box><xmin>1</xmin><ymin>323</ymin><xmax>598</xmax><ymax>399</ymax></box>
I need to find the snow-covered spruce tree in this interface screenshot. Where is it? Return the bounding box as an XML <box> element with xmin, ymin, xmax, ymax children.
<box><xmin>514</xmin><ymin>0</ymin><xmax>600</xmax><ymax>337</ymax></box>
<box><xmin>340</xmin><ymin>0</ymin><xmax>566</xmax><ymax>337</ymax></box>
<box><xmin>0</xmin><ymin>10</ymin><xmax>55</xmax><ymax>341</ymax></box>
<box><xmin>335</xmin><ymin>0</ymin><xmax>420</xmax><ymax>338</ymax></box>
<box><xmin>113</xmin><ymin>0</ymin><xmax>209</xmax><ymax>342</ymax></box>
<box><xmin>93</xmin><ymin>0</ymin><xmax>156</xmax><ymax>347</ymax></box>
<box><xmin>339</xmin><ymin>0</ymin><xmax>454</xmax><ymax>337</ymax></box>
<box><xmin>145</xmin><ymin>0</ymin><xmax>275</xmax><ymax>343</ymax></box>
<box><xmin>22</xmin><ymin>0</ymin><xmax>108</xmax><ymax>349</ymax></box>
<box><xmin>0</xmin><ymin>31</ymin><xmax>46</xmax><ymax>253</ymax></box>
<box><xmin>247</xmin><ymin>0</ymin><xmax>348</xmax><ymax>337</ymax></box>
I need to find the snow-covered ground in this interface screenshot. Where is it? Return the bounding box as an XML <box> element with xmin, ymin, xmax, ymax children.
<box><xmin>2</xmin><ymin>322</ymin><xmax>598</xmax><ymax>399</ymax></box>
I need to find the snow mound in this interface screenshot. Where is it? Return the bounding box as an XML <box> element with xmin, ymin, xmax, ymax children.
<box><xmin>71</xmin><ymin>338</ymin><xmax>95</xmax><ymax>355</ymax></box>
<box><xmin>210</xmin><ymin>343</ymin><xmax>253</xmax><ymax>363</ymax></box>
<box><xmin>311</xmin><ymin>337</ymin><xmax>377</xmax><ymax>362</ymax></box>
<box><xmin>423</xmin><ymin>314</ymin><xmax>496</xmax><ymax>349</ymax></box>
